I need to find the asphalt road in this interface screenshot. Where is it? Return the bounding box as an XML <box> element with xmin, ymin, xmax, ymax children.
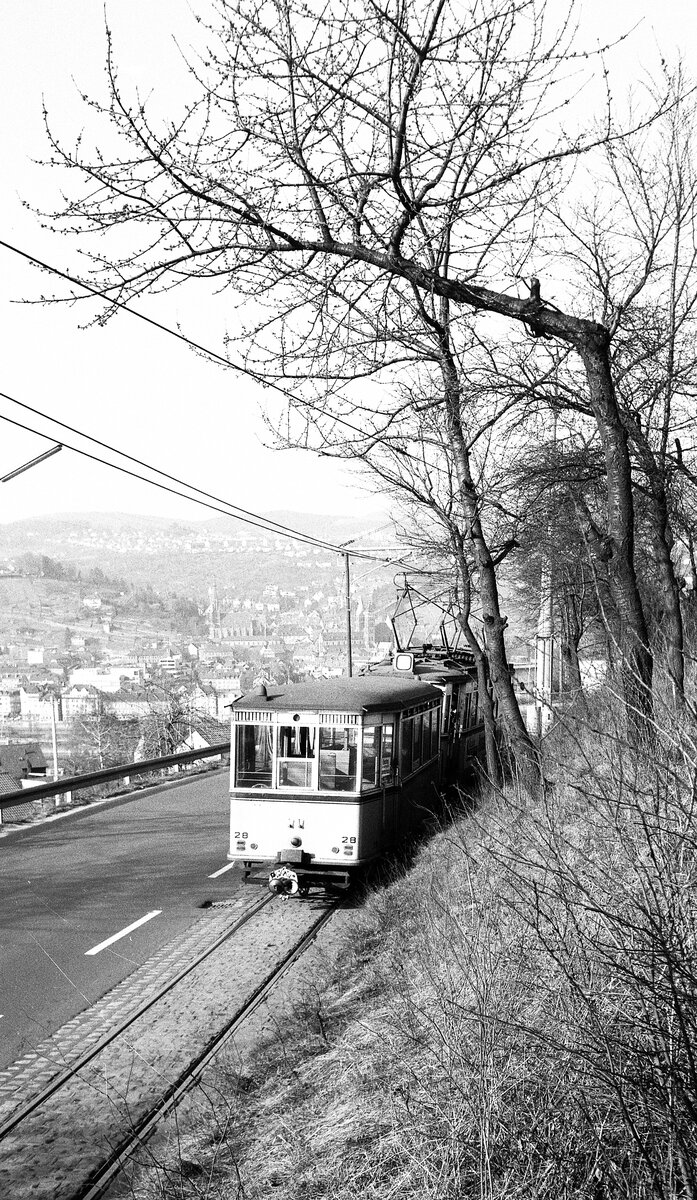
<box><xmin>0</xmin><ymin>770</ymin><xmax>244</xmax><ymax>1070</ymax></box>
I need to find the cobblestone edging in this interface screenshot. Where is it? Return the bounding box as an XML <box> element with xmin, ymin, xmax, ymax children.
<box><xmin>0</xmin><ymin>896</ymin><xmax>253</xmax><ymax>1119</ymax></box>
<box><xmin>0</xmin><ymin>895</ymin><xmax>332</xmax><ymax>1200</ymax></box>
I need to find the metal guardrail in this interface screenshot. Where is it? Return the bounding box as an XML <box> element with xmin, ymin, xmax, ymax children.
<box><xmin>0</xmin><ymin>742</ymin><xmax>230</xmax><ymax>810</ymax></box>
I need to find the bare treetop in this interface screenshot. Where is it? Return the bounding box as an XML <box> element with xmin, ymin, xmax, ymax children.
<box><xmin>47</xmin><ymin>0</ymin><xmax>628</xmax><ymax>335</ymax></box>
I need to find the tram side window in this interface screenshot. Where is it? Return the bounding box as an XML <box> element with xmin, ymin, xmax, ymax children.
<box><xmin>278</xmin><ymin>725</ymin><xmax>315</xmax><ymax>788</ymax></box>
<box><xmin>381</xmin><ymin>723</ymin><xmax>394</xmax><ymax>783</ymax></box>
<box><xmin>423</xmin><ymin>709</ymin><xmax>432</xmax><ymax>759</ymax></box>
<box><xmin>400</xmin><ymin>717</ymin><xmax>413</xmax><ymax>778</ymax></box>
<box><xmin>235</xmin><ymin>723</ymin><xmax>273</xmax><ymax>788</ymax></box>
<box><xmin>319</xmin><ymin>727</ymin><xmax>358</xmax><ymax>791</ymax></box>
<box><xmin>361</xmin><ymin>726</ymin><xmax>382</xmax><ymax>791</ymax></box>
<box><xmin>412</xmin><ymin>713</ymin><xmax>423</xmax><ymax>768</ymax></box>
<box><xmin>431</xmin><ymin>706</ymin><xmax>440</xmax><ymax>757</ymax></box>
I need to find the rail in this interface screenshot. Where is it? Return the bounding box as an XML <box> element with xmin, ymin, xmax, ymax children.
<box><xmin>0</xmin><ymin>741</ymin><xmax>230</xmax><ymax>810</ymax></box>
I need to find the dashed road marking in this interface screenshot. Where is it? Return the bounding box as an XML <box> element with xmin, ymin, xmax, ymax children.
<box><xmin>85</xmin><ymin>911</ymin><xmax>162</xmax><ymax>956</ymax></box>
<box><xmin>208</xmin><ymin>862</ymin><xmax>237</xmax><ymax>878</ymax></box>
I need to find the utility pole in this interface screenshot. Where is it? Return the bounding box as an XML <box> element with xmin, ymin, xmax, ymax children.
<box><xmin>534</xmin><ymin>566</ymin><xmax>554</xmax><ymax>736</ymax></box>
<box><xmin>342</xmin><ymin>550</ymin><xmax>353</xmax><ymax>678</ymax></box>
<box><xmin>534</xmin><ymin>409</ymin><xmax>557</xmax><ymax>736</ymax></box>
<box><xmin>38</xmin><ymin>685</ymin><xmax>60</xmax><ymax>784</ymax></box>
<box><xmin>49</xmin><ymin>693</ymin><xmax>59</xmax><ymax>782</ymax></box>
<box><xmin>4</xmin><ymin>445</ymin><xmax>63</xmax><ymax>792</ymax></box>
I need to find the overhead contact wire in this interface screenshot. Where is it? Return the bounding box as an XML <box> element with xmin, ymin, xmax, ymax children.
<box><xmin>0</xmin><ymin>239</ymin><xmax>424</xmax><ymax>562</ymax></box>
<box><xmin>0</xmin><ymin>238</ymin><xmax>401</xmax><ymax>457</ymax></box>
<box><xmin>0</xmin><ymin>393</ymin><xmax>417</xmax><ymax>569</ymax></box>
<box><xmin>0</xmin><ymin>402</ymin><xmax>386</xmax><ymax>561</ymax></box>
<box><xmin>0</xmin><ymin>390</ymin><xmax>350</xmax><ymax>556</ymax></box>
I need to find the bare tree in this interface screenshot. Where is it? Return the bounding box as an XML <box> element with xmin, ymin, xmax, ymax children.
<box><xmin>541</xmin><ymin>76</ymin><xmax>697</xmax><ymax>710</ymax></box>
<box><xmin>68</xmin><ymin>711</ymin><xmax>138</xmax><ymax>772</ymax></box>
<box><xmin>43</xmin><ymin>0</ymin><xmax>672</xmax><ymax>732</ymax></box>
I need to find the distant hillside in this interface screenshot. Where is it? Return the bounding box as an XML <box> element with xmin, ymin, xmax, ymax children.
<box><xmin>196</xmin><ymin>510</ymin><xmax>389</xmax><ymax>542</ymax></box>
<box><xmin>0</xmin><ymin>510</ymin><xmax>395</xmax><ymax>600</ymax></box>
<box><xmin>0</xmin><ymin>509</ymin><xmax>388</xmax><ymax>540</ymax></box>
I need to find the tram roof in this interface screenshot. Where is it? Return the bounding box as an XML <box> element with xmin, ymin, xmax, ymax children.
<box><xmin>233</xmin><ymin>675</ymin><xmax>440</xmax><ymax>715</ymax></box>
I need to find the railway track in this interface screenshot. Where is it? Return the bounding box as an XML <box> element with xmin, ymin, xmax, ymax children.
<box><xmin>0</xmin><ymin>891</ymin><xmax>341</xmax><ymax>1200</ymax></box>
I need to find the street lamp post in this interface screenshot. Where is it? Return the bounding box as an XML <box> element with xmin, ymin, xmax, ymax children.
<box><xmin>4</xmin><ymin>442</ymin><xmax>64</xmax><ymax>799</ymax></box>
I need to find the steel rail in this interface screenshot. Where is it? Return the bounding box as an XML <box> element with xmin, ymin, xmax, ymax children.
<box><xmin>0</xmin><ymin>891</ymin><xmax>274</xmax><ymax>1142</ymax></box>
<box><xmin>76</xmin><ymin>900</ymin><xmax>341</xmax><ymax>1200</ymax></box>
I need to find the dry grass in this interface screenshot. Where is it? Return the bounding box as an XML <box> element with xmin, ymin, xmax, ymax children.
<box><xmin>125</xmin><ymin>694</ymin><xmax>697</xmax><ymax>1200</ymax></box>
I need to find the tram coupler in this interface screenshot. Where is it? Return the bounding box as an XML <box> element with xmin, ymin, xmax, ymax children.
<box><xmin>268</xmin><ymin>864</ymin><xmax>352</xmax><ymax>896</ymax></box>
<box><xmin>268</xmin><ymin>866</ymin><xmax>300</xmax><ymax>897</ymax></box>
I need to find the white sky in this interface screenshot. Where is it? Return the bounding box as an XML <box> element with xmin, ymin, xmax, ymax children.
<box><xmin>0</xmin><ymin>1</ymin><xmax>693</xmax><ymax>527</ymax></box>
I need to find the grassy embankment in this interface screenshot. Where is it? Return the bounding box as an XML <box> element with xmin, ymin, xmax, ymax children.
<box><xmin>127</xmin><ymin>692</ymin><xmax>697</xmax><ymax>1200</ymax></box>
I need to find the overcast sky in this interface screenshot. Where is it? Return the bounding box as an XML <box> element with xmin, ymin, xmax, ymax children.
<box><xmin>0</xmin><ymin>1</ymin><xmax>693</xmax><ymax>528</ymax></box>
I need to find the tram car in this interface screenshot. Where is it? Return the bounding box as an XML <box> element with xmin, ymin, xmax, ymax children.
<box><xmin>228</xmin><ymin>649</ymin><xmax>484</xmax><ymax>895</ymax></box>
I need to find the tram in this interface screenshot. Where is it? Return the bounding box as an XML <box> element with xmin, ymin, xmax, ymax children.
<box><xmin>227</xmin><ymin>649</ymin><xmax>483</xmax><ymax>894</ymax></box>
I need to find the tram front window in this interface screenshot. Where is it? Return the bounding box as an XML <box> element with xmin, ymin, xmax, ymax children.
<box><xmin>235</xmin><ymin>723</ymin><xmax>273</xmax><ymax>788</ymax></box>
<box><xmin>319</xmin><ymin>727</ymin><xmax>358</xmax><ymax>791</ymax></box>
<box><xmin>278</xmin><ymin>725</ymin><xmax>315</xmax><ymax>788</ymax></box>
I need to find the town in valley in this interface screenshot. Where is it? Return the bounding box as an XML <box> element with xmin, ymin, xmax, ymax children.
<box><xmin>0</xmin><ymin>510</ymin><xmax>407</xmax><ymax>800</ymax></box>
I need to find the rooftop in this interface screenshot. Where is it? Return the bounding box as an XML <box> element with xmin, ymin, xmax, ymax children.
<box><xmin>0</xmin><ymin>743</ymin><xmax>47</xmax><ymax>779</ymax></box>
<box><xmin>234</xmin><ymin>675</ymin><xmax>439</xmax><ymax>715</ymax></box>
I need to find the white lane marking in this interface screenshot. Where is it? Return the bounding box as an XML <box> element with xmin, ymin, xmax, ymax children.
<box><xmin>85</xmin><ymin>911</ymin><xmax>162</xmax><ymax>956</ymax></box>
<box><xmin>208</xmin><ymin>862</ymin><xmax>237</xmax><ymax>879</ymax></box>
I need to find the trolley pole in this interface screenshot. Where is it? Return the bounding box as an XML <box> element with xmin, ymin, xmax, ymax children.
<box><xmin>1</xmin><ymin>444</ymin><xmax>62</xmax><ymax>483</ymax></box>
<box><xmin>344</xmin><ymin>551</ymin><xmax>353</xmax><ymax>678</ymax></box>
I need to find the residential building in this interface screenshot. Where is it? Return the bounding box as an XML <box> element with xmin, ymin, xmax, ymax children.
<box><xmin>69</xmin><ymin>667</ymin><xmax>141</xmax><ymax>693</ymax></box>
<box><xmin>0</xmin><ymin>742</ymin><xmax>48</xmax><ymax>787</ymax></box>
<box><xmin>172</xmin><ymin>716</ymin><xmax>229</xmax><ymax>760</ymax></box>
<box><xmin>62</xmin><ymin>684</ymin><xmax>103</xmax><ymax>720</ymax></box>
<box><xmin>19</xmin><ymin>685</ymin><xmax>56</xmax><ymax>721</ymax></box>
<box><xmin>0</xmin><ymin>688</ymin><xmax>21</xmax><ymax>719</ymax></box>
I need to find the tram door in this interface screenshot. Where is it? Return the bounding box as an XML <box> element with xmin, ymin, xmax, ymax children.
<box><xmin>439</xmin><ymin>686</ymin><xmax>456</xmax><ymax>783</ymax></box>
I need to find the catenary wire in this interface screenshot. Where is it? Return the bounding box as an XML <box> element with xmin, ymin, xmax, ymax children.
<box><xmin>0</xmin><ymin>238</ymin><xmax>414</xmax><ymax>457</ymax></box>
<box><xmin>0</xmin><ymin>389</ymin><xmax>362</xmax><ymax>557</ymax></box>
<box><xmin>0</xmin><ymin>238</ymin><xmax>442</xmax><ymax>558</ymax></box>
<box><xmin>0</xmin><ymin>403</ymin><xmax>386</xmax><ymax>561</ymax></box>
<box><xmin>0</xmin><ymin>388</ymin><xmax>412</xmax><ymax>566</ymax></box>
<box><xmin>0</xmin><ymin>237</ymin><xmax>455</xmax><ymax>481</ymax></box>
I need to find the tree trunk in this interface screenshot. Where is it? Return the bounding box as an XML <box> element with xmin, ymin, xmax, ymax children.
<box><xmin>424</xmin><ymin>269</ymin><xmax>653</xmax><ymax>732</ymax></box>
<box><xmin>561</xmin><ymin>636</ymin><xmax>583</xmax><ymax>693</ymax></box>
<box><xmin>451</xmin><ymin>529</ymin><xmax>501</xmax><ymax>786</ymax></box>
<box><xmin>475</xmin><ymin>650</ymin><xmax>501</xmax><ymax>785</ymax></box>
<box><xmin>578</xmin><ymin>339</ymin><xmax>653</xmax><ymax>732</ymax></box>
<box><xmin>628</xmin><ymin>424</ymin><xmax>685</xmax><ymax>705</ymax></box>
<box><xmin>647</xmin><ymin>491</ymin><xmax>685</xmax><ymax>704</ymax></box>
<box><xmin>438</xmin><ymin>336</ymin><xmax>539</xmax><ymax>778</ymax></box>
<box><xmin>558</xmin><ymin>578</ymin><xmax>584</xmax><ymax>695</ymax></box>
